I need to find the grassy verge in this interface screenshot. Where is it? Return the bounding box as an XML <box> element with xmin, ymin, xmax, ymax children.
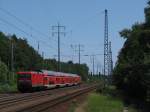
<box><xmin>86</xmin><ymin>93</ymin><xmax>123</xmax><ymax>112</ymax></box>
<box><xmin>68</xmin><ymin>101</ymin><xmax>77</xmax><ymax>112</ymax></box>
<box><xmin>69</xmin><ymin>92</ymin><xmax>139</xmax><ymax>112</ymax></box>
<box><xmin>69</xmin><ymin>84</ymin><xmax>139</xmax><ymax>112</ymax></box>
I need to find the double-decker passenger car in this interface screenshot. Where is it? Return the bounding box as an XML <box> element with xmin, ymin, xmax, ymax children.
<box><xmin>17</xmin><ymin>70</ymin><xmax>81</xmax><ymax>92</ymax></box>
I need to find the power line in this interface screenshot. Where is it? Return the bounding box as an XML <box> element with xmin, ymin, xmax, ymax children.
<box><xmin>91</xmin><ymin>55</ymin><xmax>95</xmax><ymax>75</ymax></box>
<box><xmin>0</xmin><ymin>7</ymin><xmax>69</xmax><ymax>48</ymax></box>
<box><xmin>10</xmin><ymin>38</ymin><xmax>14</xmax><ymax>81</ymax></box>
<box><xmin>52</xmin><ymin>23</ymin><xmax>66</xmax><ymax>72</ymax></box>
<box><xmin>0</xmin><ymin>17</ymin><xmax>57</xmax><ymax>52</ymax></box>
<box><xmin>0</xmin><ymin>17</ymin><xmax>31</xmax><ymax>36</ymax></box>
<box><xmin>83</xmin><ymin>54</ymin><xmax>96</xmax><ymax>75</ymax></box>
<box><xmin>0</xmin><ymin>7</ymin><xmax>74</xmax><ymax>59</ymax></box>
<box><xmin>11</xmin><ymin>39</ymin><xmax>14</xmax><ymax>72</ymax></box>
<box><xmin>0</xmin><ymin>7</ymin><xmax>31</xmax><ymax>27</ymax></box>
<box><xmin>37</xmin><ymin>41</ymin><xmax>40</xmax><ymax>53</ymax></box>
<box><xmin>72</xmin><ymin>44</ymin><xmax>84</xmax><ymax>64</ymax></box>
<box><xmin>42</xmin><ymin>51</ymin><xmax>44</xmax><ymax>69</ymax></box>
<box><xmin>52</xmin><ymin>53</ymin><xmax>103</xmax><ymax>58</ymax></box>
<box><xmin>0</xmin><ymin>7</ymin><xmax>50</xmax><ymax>40</ymax></box>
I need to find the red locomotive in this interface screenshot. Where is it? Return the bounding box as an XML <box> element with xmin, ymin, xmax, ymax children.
<box><xmin>17</xmin><ymin>70</ymin><xmax>81</xmax><ymax>92</ymax></box>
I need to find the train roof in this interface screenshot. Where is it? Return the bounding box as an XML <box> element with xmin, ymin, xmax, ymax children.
<box><xmin>41</xmin><ymin>70</ymin><xmax>79</xmax><ymax>77</ymax></box>
<box><xmin>17</xmin><ymin>70</ymin><xmax>80</xmax><ymax>77</ymax></box>
<box><xmin>17</xmin><ymin>71</ymin><xmax>37</xmax><ymax>74</ymax></box>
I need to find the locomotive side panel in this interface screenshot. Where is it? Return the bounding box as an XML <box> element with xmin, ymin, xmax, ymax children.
<box><xmin>31</xmin><ymin>73</ymin><xmax>44</xmax><ymax>87</ymax></box>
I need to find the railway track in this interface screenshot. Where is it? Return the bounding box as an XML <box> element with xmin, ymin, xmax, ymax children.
<box><xmin>0</xmin><ymin>84</ymin><xmax>98</xmax><ymax>112</ymax></box>
<box><xmin>0</xmin><ymin>84</ymin><xmax>85</xmax><ymax>103</ymax></box>
<box><xmin>22</xmin><ymin>84</ymin><xmax>98</xmax><ymax>112</ymax></box>
<box><xmin>0</xmin><ymin>85</ymin><xmax>84</xmax><ymax>108</ymax></box>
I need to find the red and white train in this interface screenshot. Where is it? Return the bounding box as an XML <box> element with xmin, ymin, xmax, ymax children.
<box><xmin>17</xmin><ymin>70</ymin><xmax>81</xmax><ymax>92</ymax></box>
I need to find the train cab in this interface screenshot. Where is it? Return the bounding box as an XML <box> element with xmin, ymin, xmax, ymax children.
<box><xmin>17</xmin><ymin>71</ymin><xmax>44</xmax><ymax>92</ymax></box>
<box><xmin>17</xmin><ymin>72</ymin><xmax>32</xmax><ymax>92</ymax></box>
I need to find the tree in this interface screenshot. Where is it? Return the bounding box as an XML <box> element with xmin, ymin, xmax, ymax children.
<box><xmin>0</xmin><ymin>60</ymin><xmax>9</xmax><ymax>83</ymax></box>
<box><xmin>113</xmin><ymin>1</ymin><xmax>150</xmax><ymax>103</ymax></box>
<box><xmin>145</xmin><ymin>0</ymin><xmax>150</xmax><ymax>27</ymax></box>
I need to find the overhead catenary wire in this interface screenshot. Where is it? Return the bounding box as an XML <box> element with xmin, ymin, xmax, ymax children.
<box><xmin>0</xmin><ymin>17</ymin><xmax>57</xmax><ymax>52</ymax></box>
<box><xmin>0</xmin><ymin>7</ymin><xmax>69</xmax><ymax>47</ymax></box>
<box><xmin>0</xmin><ymin>16</ymin><xmax>73</xmax><ymax>62</ymax></box>
<box><xmin>0</xmin><ymin>7</ymin><xmax>76</xmax><ymax>61</ymax></box>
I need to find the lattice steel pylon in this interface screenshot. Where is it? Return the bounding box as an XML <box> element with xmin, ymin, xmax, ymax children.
<box><xmin>104</xmin><ymin>9</ymin><xmax>109</xmax><ymax>76</ymax></box>
<box><xmin>108</xmin><ymin>41</ymin><xmax>113</xmax><ymax>75</ymax></box>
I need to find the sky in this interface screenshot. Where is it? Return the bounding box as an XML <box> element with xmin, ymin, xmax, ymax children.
<box><xmin>0</xmin><ymin>0</ymin><xmax>147</xmax><ymax>73</ymax></box>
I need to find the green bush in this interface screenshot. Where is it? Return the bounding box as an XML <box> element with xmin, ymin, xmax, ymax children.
<box><xmin>0</xmin><ymin>60</ymin><xmax>9</xmax><ymax>83</ymax></box>
<box><xmin>0</xmin><ymin>83</ymin><xmax>17</xmax><ymax>93</ymax></box>
<box><xmin>0</xmin><ymin>60</ymin><xmax>17</xmax><ymax>92</ymax></box>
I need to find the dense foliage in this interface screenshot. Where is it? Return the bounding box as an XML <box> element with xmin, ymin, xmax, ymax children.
<box><xmin>0</xmin><ymin>32</ymin><xmax>43</xmax><ymax>71</ymax></box>
<box><xmin>0</xmin><ymin>60</ymin><xmax>9</xmax><ymax>83</ymax></box>
<box><xmin>113</xmin><ymin>1</ymin><xmax>150</xmax><ymax>104</ymax></box>
<box><xmin>0</xmin><ymin>32</ymin><xmax>89</xmax><ymax>83</ymax></box>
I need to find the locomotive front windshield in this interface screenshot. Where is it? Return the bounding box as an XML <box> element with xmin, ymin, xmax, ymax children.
<box><xmin>18</xmin><ymin>74</ymin><xmax>31</xmax><ymax>79</ymax></box>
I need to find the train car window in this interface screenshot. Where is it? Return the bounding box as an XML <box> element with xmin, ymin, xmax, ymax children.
<box><xmin>19</xmin><ymin>74</ymin><xmax>31</xmax><ymax>79</ymax></box>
